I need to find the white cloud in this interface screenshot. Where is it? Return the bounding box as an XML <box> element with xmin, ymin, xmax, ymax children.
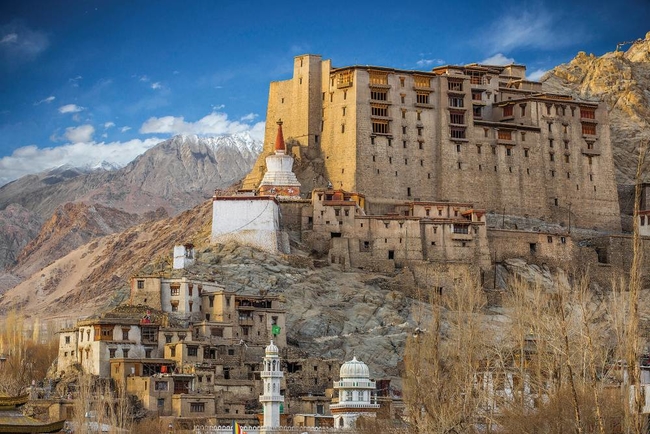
<box><xmin>240</xmin><ymin>113</ymin><xmax>258</xmax><ymax>122</ymax></box>
<box><xmin>104</xmin><ymin>122</ymin><xmax>115</xmax><ymax>129</ymax></box>
<box><xmin>483</xmin><ymin>7</ymin><xmax>583</xmax><ymax>53</ymax></box>
<box><xmin>0</xmin><ymin>33</ymin><xmax>18</xmax><ymax>44</ymax></box>
<box><xmin>0</xmin><ymin>137</ymin><xmax>163</xmax><ymax>186</ymax></box>
<box><xmin>58</xmin><ymin>104</ymin><xmax>85</xmax><ymax>114</ymax></box>
<box><xmin>151</xmin><ymin>82</ymin><xmax>162</xmax><ymax>90</ymax></box>
<box><xmin>64</xmin><ymin>124</ymin><xmax>95</xmax><ymax>143</ymax></box>
<box><xmin>69</xmin><ymin>76</ymin><xmax>82</xmax><ymax>87</ymax></box>
<box><xmin>140</xmin><ymin>111</ymin><xmax>265</xmax><ymax>140</ymax></box>
<box><xmin>481</xmin><ymin>53</ymin><xmax>516</xmax><ymax>65</ymax></box>
<box><xmin>34</xmin><ymin>95</ymin><xmax>55</xmax><ymax>106</ymax></box>
<box><xmin>416</xmin><ymin>58</ymin><xmax>444</xmax><ymax>68</ymax></box>
<box><xmin>527</xmin><ymin>68</ymin><xmax>548</xmax><ymax>81</ymax></box>
<box><xmin>120</xmin><ymin>126</ymin><xmax>131</xmax><ymax>133</ymax></box>
<box><xmin>0</xmin><ymin>21</ymin><xmax>49</xmax><ymax>64</ymax></box>
<box><xmin>139</xmin><ymin>75</ymin><xmax>149</xmax><ymax>82</ymax></box>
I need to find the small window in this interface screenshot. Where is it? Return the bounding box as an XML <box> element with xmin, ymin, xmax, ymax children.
<box><xmin>190</xmin><ymin>403</ymin><xmax>205</xmax><ymax>413</ymax></box>
<box><xmin>137</xmin><ymin>280</ymin><xmax>144</xmax><ymax>289</ymax></box>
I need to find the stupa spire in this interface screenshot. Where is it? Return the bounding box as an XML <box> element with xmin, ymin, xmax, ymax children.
<box><xmin>274</xmin><ymin>120</ymin><xmax>285</xmax><ymax>153</ymax></box>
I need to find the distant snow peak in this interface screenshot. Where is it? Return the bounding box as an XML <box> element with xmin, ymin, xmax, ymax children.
<box><xmin>90</xmin><ymin>161</ymin><xmax>122</xmax><ymax>172</ymax></box>
<box><xmin>170</xmin><ymin>133</ymin><xmax>263</xmax><ymax>154</ymax></box>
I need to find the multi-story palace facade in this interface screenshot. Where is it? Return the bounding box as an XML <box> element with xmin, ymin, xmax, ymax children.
<box><xmin>244</xmin><ymin>55</ymin><xmax>620</xmax><ymax>232</ymax></box>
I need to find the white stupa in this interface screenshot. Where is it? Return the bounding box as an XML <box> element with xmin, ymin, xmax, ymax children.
<box><xmin>330</xmin><ymin>357</ymin><xmax>380</xmax><ymax>428</ymax></box>
<box><xmin>258</xmin><ymin>120</ymin><xmax>301</xmax><ymax>198</ymax></box>
<box><xmin>259</xmin><ymin>340</ymin><xmax>284</xmax><ymax>433</ymax></box>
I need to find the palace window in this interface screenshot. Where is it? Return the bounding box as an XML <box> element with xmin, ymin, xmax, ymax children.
<box><xmin>502</xmin><ymin>105</ymin><xmax>513</xmax><ymax>117</ymax></box>
<box><xmin>448</xmin><ymin>80</ymin><xmax>463</xmax><ymax>91</ymax></box>
<box><xmin>142</xmin><ymin>327</ymin><xmax>158</xmax><ymax>343</ymax></box>
<box><xmin>170</xmin><ymin>285</ymin><xmax>180</xmax><ymax>296</ymax></box>
<box><xmin>416</xmin><ymin>92</ymin><xmax>430</xmax><ymax>104</ymax></box>
<box><xmin>372</xmin><ymin>120</ymin><xmax>389</xmax><ymax>134</ymax></box>
<box><xmin>190</xmin><ymin>403</ymin><xmax>205</xmax><ymax>413</ymax></box>
<box><xmin>414</xmin><ymin>75</ymin><xmax>431</xmax><ymax>88</ymax></box>
<box><xmin>580</xmin><ymin>108</ymin><xmax>595</xmax><ymax>119</ymax></box>
<box><xmin>369</xmin><ymin>71</ymin><xmax>388</xmax><ymax>86</ymax></box>
<box><xmin>188</xmin><ymin>346</ymin><xmax>198</xmax><ymax>357</ymax></box>
<box><xmin>453</xmin><ymin>225</ymin><xmax>469</xmax><ymax>234</ymax></box>
<box><xmin>450</xmin><ymin>128</ymin><xmax>466</xmax><ymax>139</ymax></box>
<box><xmin>450</xmin><ymin>112</ymin><xmax>465</xmax><ymax>124</ymax></box>
<box><xmin>137</xmin><ymin>280</ymin><xmax>144</xmax><ymax>289</ymax></box>
<box><xmin>370</xmin><ymin>89</ymin><xmax>388</xmax><ymax>101</ymax></box>
<box><xmin>448</xmin><ymin>96</ymin><xmax>464</xmax><ymax>108</ymax></box>
<box><xmin>582</xmin><ymin>123</ymin><xmax>596</xmax><ymax>135</ymax></box>
<box><xmin>473</xmin><ymin>105</ymin><xmax>482</xmax><ymax>118</ymax></box>
<box><xmin>498</xmin><ymin>130</ymin><xmax>512</xmax><ymax>140</ymax></box>
<box><xmin>371</xmin><ymin>104</ymin><xmax>388</xmax><ymax>117</ymax></box>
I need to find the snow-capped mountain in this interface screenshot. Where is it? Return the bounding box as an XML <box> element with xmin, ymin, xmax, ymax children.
<box><xmin>0</xmin><ymin>134</ymin><xmax>263</xmax><ymax>271</ymax></box>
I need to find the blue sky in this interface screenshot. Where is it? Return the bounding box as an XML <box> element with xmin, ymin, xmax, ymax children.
<box><xmin>0</xmin><ymin>0</ymin><xmax>648</xmax><ymax>185</ymax></box>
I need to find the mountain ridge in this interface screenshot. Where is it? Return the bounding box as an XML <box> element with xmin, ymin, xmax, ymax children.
<box><xmin>0</xmin><ymin>133</ymin><xmax>261</xmax><ymax>270</ymax></box>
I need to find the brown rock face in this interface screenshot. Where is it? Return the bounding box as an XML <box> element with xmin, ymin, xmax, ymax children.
<box><xmin>0</xmin><ymin>204</ymin><xmax>42</xmax><ymax>270</ymax></box>
<box><xmin>0</xmin><ymin>201</ymin><xmax>213</xmax><ymax>320</ymax></box>
<box><xmin>542</xmin><ymin>33</ymin><xmax>650</xmax><ymax>219</ymax></box>
<box><xmin>13</xmin><ymin>202</ymin><xmax>163</xmax><ymax>279</ymax></box>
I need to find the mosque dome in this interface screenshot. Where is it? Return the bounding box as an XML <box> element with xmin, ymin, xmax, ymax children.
<box><xmin>339</xmin><ymin>356</ymin><xmax>370</xmax><ymax>379</ymax></box>
<box><xmin>265</xmin><ymin>340</ymin><xmax>279</xmax><ymax>356</ymax></box>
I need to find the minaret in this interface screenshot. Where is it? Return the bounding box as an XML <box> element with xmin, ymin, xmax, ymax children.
<box><xmin>259</xmin><ymin>340</ymin><xmax>284</xmax><ymax>432</ymax></box>
<box><xmin>258</xmin><ymin>120</ymin><xmax>301</xmax><ymax>198</ymax></box>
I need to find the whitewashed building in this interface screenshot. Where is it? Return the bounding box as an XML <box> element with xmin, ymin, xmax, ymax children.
<box><xmin>330</xmin><ymin>357</ymin><xmax>380</xmax><ymax>428</ymax></box>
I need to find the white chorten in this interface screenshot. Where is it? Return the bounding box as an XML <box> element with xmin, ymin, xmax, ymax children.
<box><xmin>330</xmin><ymin>356</ymin><xmax>380</xmax><ymax>428</ymax></box>
<box><xmin>258</xmin><ymin>120</ymin><xmax>301</xmax><ymax>198</ymax></box>
<box><xmin>259</xmin><ymin>340</ymin><xmax>284</xmax><ymax>432</ymax></box>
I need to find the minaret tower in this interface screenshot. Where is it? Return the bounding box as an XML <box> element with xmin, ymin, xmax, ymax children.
<box><xmin>259</xmin><ymin>340</ymin><xmax>284</xmax><ymax>432</ymax></box>
<box><xmin>258</xmin><ymin>120</ymin><xmax>301</xmax><ymax>198</ymax></box>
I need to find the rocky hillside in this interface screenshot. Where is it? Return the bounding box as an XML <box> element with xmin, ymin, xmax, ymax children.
<box><xmin>0</xmin><ymin>197</ymin><xmax>429</xmax><ymax>382</ymax></box>
<box><xmin>0</xmin><ymin>133</ymin><xmax>261</xmax><ymax>272</ymax></box>
<box><xmin>0</xmin><ymin>204</ymin><xmax>42</xmax><ymax>271</ymax></box>
<box><xmin>543</xmin><ymin>32</ymin><xmax>650</xmax><ymax>214</ymax></box>
<box><xmin>12</xmin><ymin>202</ymin><xmax>167</xmax><ymax>280</ymax></box>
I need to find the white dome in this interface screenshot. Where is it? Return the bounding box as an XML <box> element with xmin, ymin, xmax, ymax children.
<box><xmin>265</xmin><ymin>340</ymin><xmax>279</xmax><ymax>355</ymax></box>
<box><xmin>339</xmin><ymin>356</ymin><xmax>370</xmax><ymax>379</ymax></box>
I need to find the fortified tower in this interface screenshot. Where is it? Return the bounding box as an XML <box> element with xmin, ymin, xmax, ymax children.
<box><xmin>259</xmin><ymin>340</ymin><xmax>284</xmax><ymax>432</ymax></box>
